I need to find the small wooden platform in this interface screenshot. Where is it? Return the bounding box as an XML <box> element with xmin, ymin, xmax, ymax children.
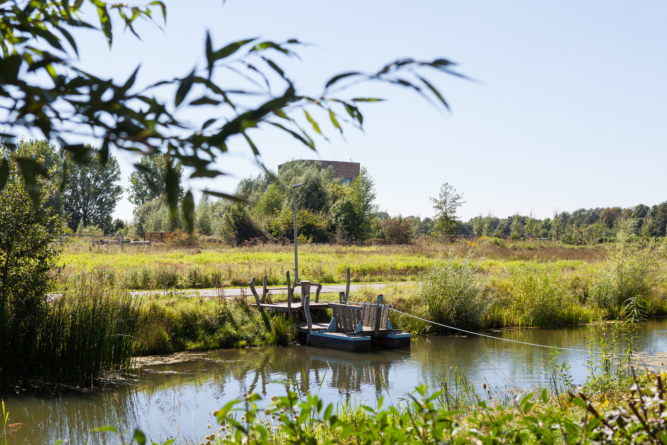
<box><xmin>251</xmin><ymin>302</ymin><xmax>330</xmax><ymax>313</ymax></box>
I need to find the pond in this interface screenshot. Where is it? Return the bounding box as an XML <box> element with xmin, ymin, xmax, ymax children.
<box><xmin>4</xmin><ymin>320</ymin><xmax>667</xmax><ymax>444</ymax></box>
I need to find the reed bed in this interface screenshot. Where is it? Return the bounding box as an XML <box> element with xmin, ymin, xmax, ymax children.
<box><xmin>134</xmin><ymin>293</ymin><xmax>297</xmax><ymax>355</ymax></box>
<box><xmin>1</xmin><ymin>279</ymin><xmax>140</xmax><ymax>388</ymax></box>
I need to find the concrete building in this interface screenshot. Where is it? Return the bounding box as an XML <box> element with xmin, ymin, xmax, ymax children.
<box><xmin>278</xmin><ymin>160</ymin><xmax>360</xmax><ymax>185</ymax></box>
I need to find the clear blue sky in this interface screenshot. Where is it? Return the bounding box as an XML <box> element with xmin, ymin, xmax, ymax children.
<box><xmin>66</xmin><ymin>0</ymin><xmax>667</xmax><ymax>222</ymax></box>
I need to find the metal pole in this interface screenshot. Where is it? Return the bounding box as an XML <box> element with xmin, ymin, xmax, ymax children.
<box><xmin>121</xmin><ymin>234</ymin><xmax>124</xmax><ymax>251</ymax></box>
<box><xmin>293</xmin><ymin>187</ymin><xmax>298</xmax><ymax>284</ymax></box>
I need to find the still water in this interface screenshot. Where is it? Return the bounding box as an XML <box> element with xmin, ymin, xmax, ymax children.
<box><xmin>4</xmin><ymin>321</ymin><xmax>667</xmax><ymax>444</ymax></box>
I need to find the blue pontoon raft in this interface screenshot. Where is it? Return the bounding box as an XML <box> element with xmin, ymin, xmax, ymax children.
<box><xmin>298</xmin><ymin>282</ymin><xmax>411</xmax><ymax>353</ymax></box>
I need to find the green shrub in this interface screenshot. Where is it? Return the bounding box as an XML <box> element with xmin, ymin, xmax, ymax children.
<box><xmin>590</xmin><ymin>220</ymin><xmax>661</xmax><ymax>315</ymax></box>
<box><xmin>222</xmin><ymin>203</ymin><xmax>271</xmax><ymax>246</ymax></box>
<box><xmin>420</xmin><ymin>261</ymin><xmax>487</xmax><ymax>329</ymax></box>
<box><xmin>268</xmin><ymin>208</ymin><xmax>331</xmax><ymax>243</ymax></box>
<box><xmin>508</xmin><ymin>265</ymin><xmax>574</xmax><ymax>327</ymax></box>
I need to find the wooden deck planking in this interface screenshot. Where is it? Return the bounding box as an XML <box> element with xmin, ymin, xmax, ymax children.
<box><xmin>250</xmin><ymin>301</ymin><xmax>330</xmax><ymax>312</ymax></box>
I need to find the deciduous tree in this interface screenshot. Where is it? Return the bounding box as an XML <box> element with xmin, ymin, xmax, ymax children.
<box><xmin>63</xmin><ymin>151</ymin><xmax>123</xmax><ymax>232</ymax></box>
<box><xmin>431</xmin><ymin>183</ymin><xmax>465</xmax><ymax>236</ymax></box>
<box><xmin>128</xmin><ymin>154</ymin><xmax>184</xmax><ymax>206</ymax></box>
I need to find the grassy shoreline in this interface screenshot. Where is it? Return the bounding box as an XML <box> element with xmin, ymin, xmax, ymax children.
<box><xmin>7</xmin><ymin>238</ymin><xmax>665</xmax><ymax>390</ymax></box>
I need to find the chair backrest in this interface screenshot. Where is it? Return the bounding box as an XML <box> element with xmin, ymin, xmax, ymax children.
<box><xmin>359</xmin><ymin>303</ymin><xmax>394</xmax><ymax>330</ymax></box>
<box><xmin>329</xmin><ymin>303</ymin><xmax>362</xmax><ymax>333</ymax></box>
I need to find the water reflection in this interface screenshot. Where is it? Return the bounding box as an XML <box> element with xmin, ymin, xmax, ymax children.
<box><xmin>3</xmin><ymin>321</ymin><xmax>666</xmax><ymax>444</ymax></box>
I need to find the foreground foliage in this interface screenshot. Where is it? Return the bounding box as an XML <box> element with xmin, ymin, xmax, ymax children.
<box><xmin>28</xmin><ymin>369</ymin><xmax>666</xmax><ymax>445</ymax></box>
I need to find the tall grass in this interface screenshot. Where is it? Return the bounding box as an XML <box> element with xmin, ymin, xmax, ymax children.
<box><xmin>1</xmin><ymin>279</ymin><xmax>140</xmax><ymax>388</ymax></box>
<box><xmin>35</xmin><ymin>284</ymin><xmax>139</xmax><ymax>385</ymax></box>
<box><xmin>134</xmin><ymin>292</ymin><xmax>297</xmax><ymax>355</ymax></box>
<box><xmin>590</xmin><ymin>225</ymin><xmax>663</xmax><ymax>317</ymax></box>
<box><xmin>419</xmin><ymin>260</ymin><xmax>487</xmax><ymax>330</ymax></box>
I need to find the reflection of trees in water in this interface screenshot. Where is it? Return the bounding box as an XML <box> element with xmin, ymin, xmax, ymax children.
<box><xmin>10</xmin><ymin>389</ymin><xmax>144</xmax><ymax>445</ymax></box>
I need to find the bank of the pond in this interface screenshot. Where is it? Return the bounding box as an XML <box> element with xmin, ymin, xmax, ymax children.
<box><xmin>131</xmin><ymin>278</ymin><xmax>667</xmax><ymax>357</ymax></box>
<box><xmin>8</xmin><ymin>236</ymin><xmax>667</xmax><ymax>390</ymax></box>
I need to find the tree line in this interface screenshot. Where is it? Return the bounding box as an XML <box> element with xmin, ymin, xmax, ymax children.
<box><xmin>16</xmin><ymin>140</ymin><xmax>666</xmax><ymax>245</ymax></box>
<box><xmin>12</xmin><ymin>140</ymin><xmax>185</xmax><ymax>236</ymax></box>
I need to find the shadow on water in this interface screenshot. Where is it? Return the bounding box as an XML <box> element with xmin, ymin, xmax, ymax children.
<box><xmin>3</xmin><ymin>320</ymin><xmax>667</xmax><ymax>444</ymax></box>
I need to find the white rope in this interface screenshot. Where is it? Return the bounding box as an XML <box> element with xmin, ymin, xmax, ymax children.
<box><xmin>386</xmin><ymin>306</ymin><xmax>663</xmax><ymax>358</ymax></box>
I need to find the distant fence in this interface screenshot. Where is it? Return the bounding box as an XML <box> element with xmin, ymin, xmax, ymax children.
<box><xmin>59</xmin><ymin>234</ymin><xmax>151</xmax><ymax>250</ymax></box>
<box><xmin>144</xmin><ymin>231</ymin><xmax>176</xmax><ymax>243</ymax></box>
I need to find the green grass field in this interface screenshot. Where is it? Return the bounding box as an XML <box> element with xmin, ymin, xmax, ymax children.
<box><xmin>58</xmin><ymin>239</ymin><xmax>609</xmax><ymax>290</ymax></box>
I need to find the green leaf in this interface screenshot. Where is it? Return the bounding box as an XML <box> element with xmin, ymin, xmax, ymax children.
<box><xmin>175</xmin><ymin>70</ymin><xmax>195</xmax><ymax>106</ymax></box>
<box><xmin>203</xmin><ymin>190</ymin><xmax>242</xmax><ymax>202</ymax></box>
<box><xmin>325</xmin><ymin>72</ymin><xmax>361</xmax><ymax>89</ymax></box>
<box><xmin>329</xmin><ymin>109</ymin><xmax>342</xmax><ymax>134</ymax></box>
<box><xmin>205</xmin><ymin>31</ymin><xmax>214</xmax><ymax>77</ymax></box>
<box><xmin>418</xmin><ymin>75</ymin><xmax>450</xmax><ymax>111</ymax></box>
<box><xmin>189</xmin><ymin>168</ymin><xmax>223</xmax><ymax>178</ymax></box>
<box><xmin>351</xmin><ymin>98</ymin><xmax>384</xmax><ymax>102</ymax></box>
<box><xmin>182</xmin><ymin>191</ymin><xmax>195</xmax><ymax>234</ymax></box>
<box><xmin>95</xmin><ymin>3</ymin><xmax>113</xmax><ymax>46</ymax></box>
<box><xmin>304</xmin><ymin>110</ymin><xmax>322</xmax><ymax>135</ymax></box>
<box><xmin>242</xmin><ymin>132</ymin><xmax>260</xmax><ymax>156</ymax></box>
<box><xmin>0</xmin><ymin>55</ymin><xmax>23</xmax><ymax>85</ymax></box>
<box><xmin>262</xmin><ymin>57</ymin><xmax>285</xmax><ymax>78</ymax></box>
<box><xmin>213</xmin><ymin>38</ymin><xmax>257</xmax><ymax>63</ymax></box>
<box><xmin>251</xmin><ymin>41</ymin><xmax>291</xmax><ymax>55</ymax></box>
<box><xmin>149</xmin><ymin>1</ymin><xmax>167</xmax><ymax>21</ymax></box>
<box><xmin>164</xmin><ymin>159</ymin><xmax>180</xmax><ymax>218</ymax></box>
<box><xmin>133</xmin><ymin>429</ymin><xmax>147</xmax><ymax>445</ymax></box>
<box><xmin>269</xmin><ymin>122</ymin><xmax>315</xmax><ymax>150</ymax></box>
<box><xmin>190</xmin><ymin>96</ymin><xmax>220</xmax><ymax>106</ymax></box>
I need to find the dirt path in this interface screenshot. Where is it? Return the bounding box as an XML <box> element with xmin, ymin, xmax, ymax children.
<box><xmin>128</xmin><ymin>283</ymin><xmax>391</xmax><ymax>298</ymax></box>
<box><xmin>47</xmin><ymin>283</ymin><xmax>395</xmax><ymax>300</ymax></box>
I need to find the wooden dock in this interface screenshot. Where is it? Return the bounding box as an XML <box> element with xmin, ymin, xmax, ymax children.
<box><xmin>248</xmin><ymin>269</ymin><xmax>411</xmax><ymax>352</ymax></box>
<box><xmin>251</xmin><ymin>301</ymin><xmax>330</xmax><ymax>313</ymax></box>
<box><xmin>248</xmin><ymin>269</ymin><xmax>351</xmax><ymax>316</ymax></box>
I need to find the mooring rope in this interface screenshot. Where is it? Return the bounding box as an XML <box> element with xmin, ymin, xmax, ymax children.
<box><xmin>386</xmin><ymin>306</ymin><xmax>665</xmax><ymax>359</ymax></box>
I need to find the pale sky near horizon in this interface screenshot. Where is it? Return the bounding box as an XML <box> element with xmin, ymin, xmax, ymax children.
<box><xmin>54</xmin><ymin>0</ymin><xmax>667</xmax><ymax>222</ymax></box>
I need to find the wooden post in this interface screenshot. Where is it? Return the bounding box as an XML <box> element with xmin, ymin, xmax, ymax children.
<box><xmin>303</xmin><ymin>294</ymin><xmax>312</xmax><ymax>331</ymax></box>
<box><xmin>120</xmin><ymin>234</ymin><xmax>124</xmax><ymax>251</ymax></box>
<box><xmin>301</xmin><ymin>281</ymin><xmax>311</xmax><ymax>305</ymax></box>
<box><xmin>314</xmin><ymin>283</ymin><xmax>322</xmax><ymax>303</ymax></box>
<box><xmin>249</xmin><ymin>278</ymin><xmax>262</xmax><ymax>308</ymax></box>
<box><xmin>339</xmin><ymin>291</ymin><xmax>345</xmax><ymax>304</ymax></box>
<box><xmin>262</xmin><ymin>275</ymin><xmax>268</xmax><ymax>304</ymax></box>
<box><xmin>286</xmin><ymin>271</ymin><xmax>292</xmax><ymax>319</ymax></box>
<box><xmin>345</xmin><ymin>267</ymin><xmax>350</xmax><ymax>302</ymax></box>
<box><xmin>373</xmin><ymin>294</ymin><xmax>384</xmax><ymax>337</ymax></box>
